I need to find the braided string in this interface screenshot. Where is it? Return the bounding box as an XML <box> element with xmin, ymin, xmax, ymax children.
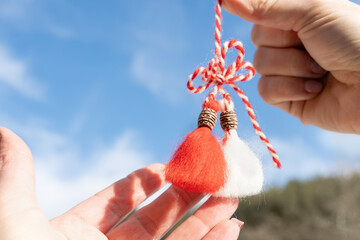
<box><xmin>187</xmin><ymin>0</ymin><xmax>281</xmax><ymax>168</ymax></box>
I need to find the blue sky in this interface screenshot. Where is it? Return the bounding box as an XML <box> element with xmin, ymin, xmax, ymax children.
<box><xmin>1</xmin><ymin>0</ymin><xmax>360</xmax><ymax>218</ymax></box>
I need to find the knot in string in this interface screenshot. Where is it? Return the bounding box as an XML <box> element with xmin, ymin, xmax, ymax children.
<box><xmin>187</xmin><ymin>39</ymin><xmax>255</xmax><ymax>94</ymax></box>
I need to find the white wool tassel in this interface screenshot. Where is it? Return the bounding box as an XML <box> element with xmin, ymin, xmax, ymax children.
<box><xmin>214</xmin><ymin>99</ymin><xmax>264</xmax><ymax>198</ymax></box>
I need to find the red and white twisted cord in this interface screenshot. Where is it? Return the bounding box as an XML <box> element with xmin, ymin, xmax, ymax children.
<box><xmin>187</xmin><ymin>0</ymin><xmax>281</xmax><ymax>168</ymax></box>
<box><xmin>215</xmin><ymin>1</ymin><xmax>222</xmax><ymax>59</ymax></box>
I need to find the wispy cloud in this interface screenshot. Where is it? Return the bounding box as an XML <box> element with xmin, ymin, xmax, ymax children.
<box><xmin>45</xmin><ymin>23</ymin><xmax>75</xmax><ymax>39</ymax></box>
<box><xmin>129</xmin><ymin>0</ymin><xmax>188</xmax><ymax>102</ymax></box>
<box><xmin>0</xmin><ymin>44</ymin><xmax>45</xmax><ymax>100</ymax></box>
<box><xmin>68</xmin><ymin>86</ymin><xmax>100</xmax><ymax>135</ymax></box>
<box><xmin>19</xmin><ymin>126</ymin><xmax>153</xmax><ymax>218</ymax></box>
<box><xmin>0</xmin><ymin>0</ymin><xmax>32</xmax><ymax>21</ymax></box>
<box><xmin>0</xmin><ymin>108</ymin><xmax>154</xmax><ymax>218</ymax></box>
<box><xmin>130</xmin><ymin>50</ymin><xmax>184</xmax><ymax>102</ymax></box>
<box><xmin>318</xmin><ymin>131</ymin><xmax>360</xmax><ymax>159</ymax></box>
<box><xmin>0</xmin><ymin>0</ymin><xmax>75</xmax><ymax>40</ymax></box>
<box><xmin>254</xmin><ymin>129</ymin><xmax>360</xmax><ymax>187</ymax></box>
<box><xmin>263</xmin><ymin>137</ymin><xmax>335</xmax><ymax>186</ymax></box>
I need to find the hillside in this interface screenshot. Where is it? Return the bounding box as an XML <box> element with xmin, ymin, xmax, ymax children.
<box><xmin>236</xmin><ymin>174</ymin><xmax>360</xmax><ymax>240</ymax></box>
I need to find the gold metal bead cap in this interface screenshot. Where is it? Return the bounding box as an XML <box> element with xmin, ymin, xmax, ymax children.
<box><xmin>198</xmin><ymin>108</ymin><xmax>217</xmax><ymax>130</ymax></box>
<box><xmin>220</xmin><ymin>110</ymin><xmax>238</xmax><ymax>130</ymax></box>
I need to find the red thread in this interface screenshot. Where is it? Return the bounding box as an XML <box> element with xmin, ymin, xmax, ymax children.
<box><xmin>187</xmin><ymin>0</ymin><xmax>281</xmax><ymax>168</ymax></box>
<box><xmin>203</xmin><ymin>96</ymin><xmax>220</xmax><ymax>112</ymax></box>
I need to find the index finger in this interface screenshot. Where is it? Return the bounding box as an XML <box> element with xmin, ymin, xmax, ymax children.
<box><xmin>222</xmin><ymin>0</ymin><xmax>319</xmax><ymax>31</ymax></box>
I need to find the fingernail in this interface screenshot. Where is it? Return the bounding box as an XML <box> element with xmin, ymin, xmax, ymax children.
<box><xmin>304</xmin><ymin>80</ymin><xmax>323</xmax><ymax>93</ymax></box>
<box><xmin>310</xmin><ymin>61</ymin><xmax>325</xmax><ymax>74</ymax></box>
<box><xmin>231</xmin><ymin>218</ymin><xmax>244</xmax><ymax>230</ymax></box>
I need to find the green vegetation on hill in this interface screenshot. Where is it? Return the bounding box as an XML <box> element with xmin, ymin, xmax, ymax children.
<box><xmin>236</xmin><ymin>174</ymin><xmax>360</xmax><ymax>240</ymax></box>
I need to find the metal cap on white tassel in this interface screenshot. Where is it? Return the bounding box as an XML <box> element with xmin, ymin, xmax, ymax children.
<box><xmin>219</xmin><ymin>98</ymin><xmax>238</xmax><ymax>131</ymax></box>
<box><xmin>220</xmin><ymin>110</ymin><xmax>238</xmax><ymax>130</ymax></box>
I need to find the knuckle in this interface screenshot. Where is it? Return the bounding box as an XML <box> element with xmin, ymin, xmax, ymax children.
<box><xmin>147</xmin><ymin>163</ymin><xmax>165</xmax><ymax>173</ymax></box>
<box><xmin>250</xmin><ymin>0</ymin><xmax>279</xmax><ymax>21</ymax></box>
<box><xmin>253</xmin><ymin>47</ymin><xmax>267</xmax><ymax>74</ymax></box>
<box><xmin>257</xmin><ymin>77</ymin><xmax>274</xmax><ymax>104</ymax></box>
<box><xmin>0</xmin><ymin>127</ymin><xmax>10</xmax><ymax>165</ymax></box>
<box><xmin>0</xmin><ymin>127</ymin><xmax>33</xmax><ymax>169</ymax></box>
<box><xmin>0</xmin><ymin>152</ymin><xmax>9</xmax><ymax>170</ymax></box>
<box><xmin>0</xmin><ymin>127</ymin><xmax>11</xmax><ymax>142</ymax></box>
<box><xmin>251</xmin><ymin>25</ymin><xmax>261</xmax><ymax>47</ymax></box>
<box><xmin>130</xmin><ymin>163</ymin><xmax>165</xmax><ymax>179</ymax></box>
<box><xmin>288</xmin><ymin>49</ymin><xmax>299</xmax><ymax>74</ymax></box>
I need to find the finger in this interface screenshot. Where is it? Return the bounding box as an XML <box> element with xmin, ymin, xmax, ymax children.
<box><xmin>251</xmin><ymin>24</ymin><xmax>302</xmax><ymax>48</ymax></box>
<box><xmin>222</xmin><ymin>0</ymin><xmax>325</xmax><ymax>31</ymax></box>
<box><xmin>166</xmin><ymin>197</ymin><xmax>239</xmax><ymax>240</ymax></box>
<box><xmin>201</xmin><ymin>218</ymin><xmax>243</xmax><ymax>240</ymax></box>
<box><xmin>273</xmin><ymin>101</ymin><xmax>308</xmax><ymax>120</ymax></box>
<box><xmin>257</xmin><ymin>76</ymin><xmax>324</xmax><ymax>106</ymax></box>
<box><xmin>106</xmin><ymin>186</ymin><xmax>206</xmax><ymax>240</ymax></box>
<box><xmin>54</xmin><ymin>164</ymin><xmax>166</xmax><ymax>233</ymax></box>
<box><xmin>0</xmin><ymin>127</ymin><xmax>38</xmax><ymax>211</ymax></box>
<box><xmin>254</xmin><ymin>47</ymin><xmax>327</xmax><ymax>78</ymax></box>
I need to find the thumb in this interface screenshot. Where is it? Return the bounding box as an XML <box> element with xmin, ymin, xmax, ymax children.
<box><xmin>222</xmin><ymin>0</ymin><xmax>327</xmax><ymax>31</ymax></box>
<box><xmin>0</xmin><ymin>127</ymin><xmax>39</xmax><ymax>213</ymax></box>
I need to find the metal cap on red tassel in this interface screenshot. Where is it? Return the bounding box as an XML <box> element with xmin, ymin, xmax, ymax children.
<box><xmin>198</xmin><ymin>108</ymin><xmax>217</xmax><ymax>130</ymax></box>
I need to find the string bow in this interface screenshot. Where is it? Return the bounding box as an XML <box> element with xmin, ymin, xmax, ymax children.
<box><xmin>187</xmin><ymin>39</ymin><xmax>255</xmax><ymax>94</ymax></box>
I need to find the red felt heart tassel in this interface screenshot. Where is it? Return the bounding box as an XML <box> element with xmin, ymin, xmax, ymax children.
<box><xmin>165</xmin><ymin>98</ymin><xmax>227</xmax><ymax>194</ymax></box>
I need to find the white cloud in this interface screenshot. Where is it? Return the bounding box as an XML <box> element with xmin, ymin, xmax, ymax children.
<box><xmin>129</xmin><ymin>0</ymin><xmax>188</xmax><ymax>102</ymax></box>
<box><xmin>253</xmin><ymin>129</ymin><xmax>360</xmax><ymax>188</ymax></box>
<box><xmin>0</xmin><ymin>44</ymin><xmax>45</xmax><ymax>99</ymax></box>
<box><xmin>0</xmin><ymin>0</ymin><xmax>75</xmax><ymax>40</ymax></box>
<box><xmin>31</xmin><ymin>130</ymin><xmax>153</xmax><ymax>219</ymax></box>
<box><xmin>45</xmin><ymin>23</ymin><xmax>75</xmax><ymax>39</ymax></box>
<box><xmin>131</xmin><ymin>51</ymin><xmax>164</xmax><ymax>94</ymax></box>
<box><xmin>262</xmin><ymin>137</ymin><xmax>334</xmax><ymax>187</ymax></box>
<box><xmin>130</xmin><ymin>50</ymin><xmax>184</xmax><ymax>102</ymax></box>
<box><xmin>318</xmin><ymin>131</ymin><xmax>360</xmax><ymax>159</ymax></box>
<box><xmin>68</xmin><ymin>87</ymin><xmax>100</xmax><ymax>135</ymax></box>
<box><xmin>0</xmin><ymin>115</ymin><xmax>154</xmax><ymax>219</ymax></box>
